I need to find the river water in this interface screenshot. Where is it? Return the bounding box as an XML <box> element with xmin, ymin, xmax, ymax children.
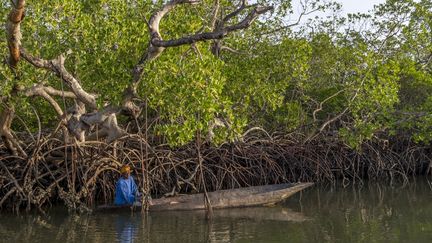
<box><xmin>1</xmin><ymin>179</ymin><xmax>432</xmax><ymax>242</ymax></box>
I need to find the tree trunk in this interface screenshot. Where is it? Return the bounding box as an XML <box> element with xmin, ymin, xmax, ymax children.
<box><xmin>0</xmin><ymin>104</ymin><xmax>26</xmax><ymax>157</ymax></box>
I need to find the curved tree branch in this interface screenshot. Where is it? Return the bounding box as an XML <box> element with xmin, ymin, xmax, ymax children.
<box><xmin>20</xmin><ymin>47</ymin><xmax>125</xmax><ymax>142</ymax></box>
<box><xmin>133</xmin><ymin>0</ymin><xmax>202</xmax><ymax>80</ymax></box>
<box><xmin>223</xmin><ymin>0</ymin><xmax>248</xmax><ymax>23</ymax></box>
<box><xmin>153</xmin><ymin>6</ymin><xmax>273</xmax><ymax>47</ymax></box>
<box><xmin>20</xmin><ymin>49</ymin><xmax>97</xmax><ymax>110</ymax></box>
<box><xmin>125</xmin><ymin>0</ymin><xmax>202</xmax><ymax>118</ymax></box>
<box><xmin>124</xmin><ymin>1</ymin><xmax>273</xmax><ymax>117</ymax></box>
<box><xmin>25</xmin><ymin>84</ymin><xmax>66</xmax><ymax>117</ymax></box>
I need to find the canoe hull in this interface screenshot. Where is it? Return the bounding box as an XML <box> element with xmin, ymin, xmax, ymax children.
<box><xmin>97</xmin><ymin>182</ymin><xmax>313</xmax><ymax>212</ymax></box>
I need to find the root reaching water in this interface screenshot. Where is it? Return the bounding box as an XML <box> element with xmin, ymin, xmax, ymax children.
<box><xmin>0</xmin><ymin>130</ymin><xmax>430</xmax><ymax>212</ymax></box>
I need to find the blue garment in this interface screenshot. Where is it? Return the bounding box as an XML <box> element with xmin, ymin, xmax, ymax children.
<box><xmin>114</xmin><ymin>176</ymin><xmax>139</xmax><ymax>205</ymax></box>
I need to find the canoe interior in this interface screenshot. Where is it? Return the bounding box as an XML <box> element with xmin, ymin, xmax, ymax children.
<box><xmin>96</xmin><ymin>182</ymin><xmax>313</xmax><ymax>212</ymax></box>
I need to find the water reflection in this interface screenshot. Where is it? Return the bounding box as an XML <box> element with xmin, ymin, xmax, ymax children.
<box><xmin>283</xmin><ymin>179</ymin><xmax>432</xmax><ymax>242</ymax></box>
<box><xmin>1</xmin><ymin>179</ymin><xmax>432</xmax><ymax>242</ymax></box>
<box><xmin>115</xmin><ymin>214</ymin><xmax>138</xmax><ymax>243</ymax></box>
<box><xmin>0</xmin><ymin>205</ymin><xmax>307</xmax><ymax>243</ymax></box>
<box><xmin>148</xmin><ymin>207</ymin><xmax>308</xmax><ymax>243</ymax></box>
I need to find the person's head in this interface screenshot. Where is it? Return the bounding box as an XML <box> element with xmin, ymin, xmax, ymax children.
<box><xmin>120</xmin><ymin>165</ymin><xmax>131</xmax><ymax>179</ymax></box>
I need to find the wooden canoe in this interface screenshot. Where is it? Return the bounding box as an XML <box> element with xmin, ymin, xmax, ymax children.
<box><xmin>96</xmin><ymin>182</ymin><xmax>313</xmax><ymax>212</ymax></box>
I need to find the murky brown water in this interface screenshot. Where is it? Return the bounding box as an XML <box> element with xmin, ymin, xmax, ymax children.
<box><xmin>1</xmin><ymin>179</ymin><xmax>432</xmax><ymax>242</ymax></box>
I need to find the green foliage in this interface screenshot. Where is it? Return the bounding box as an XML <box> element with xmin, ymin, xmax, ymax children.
<box><xmin>142</xmin><ymin>45</ymin><xmax>238</xmax><ymax>145</ymax></box>
<box><xmin>1</xmin><ymin>0</ymin><xmax>432</xmax><ymax>147</ymax></box>
<box><xmin>222</xmin><ymin>38</ymin><xmax>312</xmax><ymax>131</ymax></box>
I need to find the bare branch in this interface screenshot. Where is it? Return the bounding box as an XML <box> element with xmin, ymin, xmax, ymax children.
<box><xmin>25</xmin><ymin>84</ymin><xmax>66</xmax><ymax>117</ymax></box>
<box><xmin>6</xmin><ymin>0</ymin><xmax>25</xmax><ymax>67</ymax></box>
<box><xmin>125</xmin><ymin>1</ymin><xmax>272</xmax><ymax>117</ymax></box>
<box><xmin>4</xmin><ymin>0</ymin><xmax>127</xmax><ymax>144</ymax></box>
<box><xmin>80</xmin><ymin>106</ymin><xmax>119</xmax><ymax>126</ymax></box>
<box><xmin>219</xmin><ymin>46</ymin><xmax>245</xmax><ymax>55</ymax></box>
<box><xmin>126</xmin><ymin>0</ymin><xmax>202</xmax><ymax>117</ymax></box>
<box><xmin>130</xmin><ymin>0</ymin><xmax>271</xmax><ymax>77</ymax></box>
<box><xmin>81</xmin><ymin>107</ymin><xmax>126</xmax><ymax>143</ymax></box>
<box><xmin>135</xmin><ymin>0</ymin><xmax>202</xmax><ymax>68</ymax></box>
<box><xmin>152</xmin><ymin>6</ymin><xmax>273</xmax><ymax>47</ymax></box>
<box><xmin>148</xmin><ymin>0</ymin><xmax>201</xmax><ymax>38</ymax></box>
<box><xmin>223</xmin><ymin>0</ymin><xmax>248</xmax><ymax>23</ymax></box>
<box><xmin>20</xmin><ymin>49</ymin><xmax>125</xmax><ymax>142</ymax></box>
<box><xmin>210</xmin><ymin>0</ymin><xmax>220</xmax><ymax>30</ymax></box>
<box><xmin>21</xmin><ymin>49</ymin><xmax>97</xmax><ymax>110</ymax></box>
<box><xmin>43</xmin><ymin>86</ymin><xmax>77</xmax><ymax>99</ymax></box>
<box><xmin>212</xmin><ymin>2</ymin><xmax>272</xmax><ymax>57</ymax></box>
<box><xmin>262</xmin><ymin>5</ymin><xmax>322</xmax><ymax>36</ymax></box>
<box><xmin>312</xmin><ymin>89</ymin><xmax>345</xmax><ymax>122</ymax></box>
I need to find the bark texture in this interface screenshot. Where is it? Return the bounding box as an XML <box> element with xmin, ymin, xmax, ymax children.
<box><xmin>6</xmin><ymin>0</ymin><xmax>25</xmax><ymax>68</ymax></box>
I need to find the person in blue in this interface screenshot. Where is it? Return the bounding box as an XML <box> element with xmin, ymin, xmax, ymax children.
<box><xmin>114</xmin><ymin>165</ymin><xmax>140</xmax><ymax>205</ymax></box>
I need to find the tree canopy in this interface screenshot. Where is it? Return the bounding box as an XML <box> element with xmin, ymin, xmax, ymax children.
<box><xmin>1</xmin><ymin>0</ymin><xmax>432</xmax><ymax>150</ymax></box>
